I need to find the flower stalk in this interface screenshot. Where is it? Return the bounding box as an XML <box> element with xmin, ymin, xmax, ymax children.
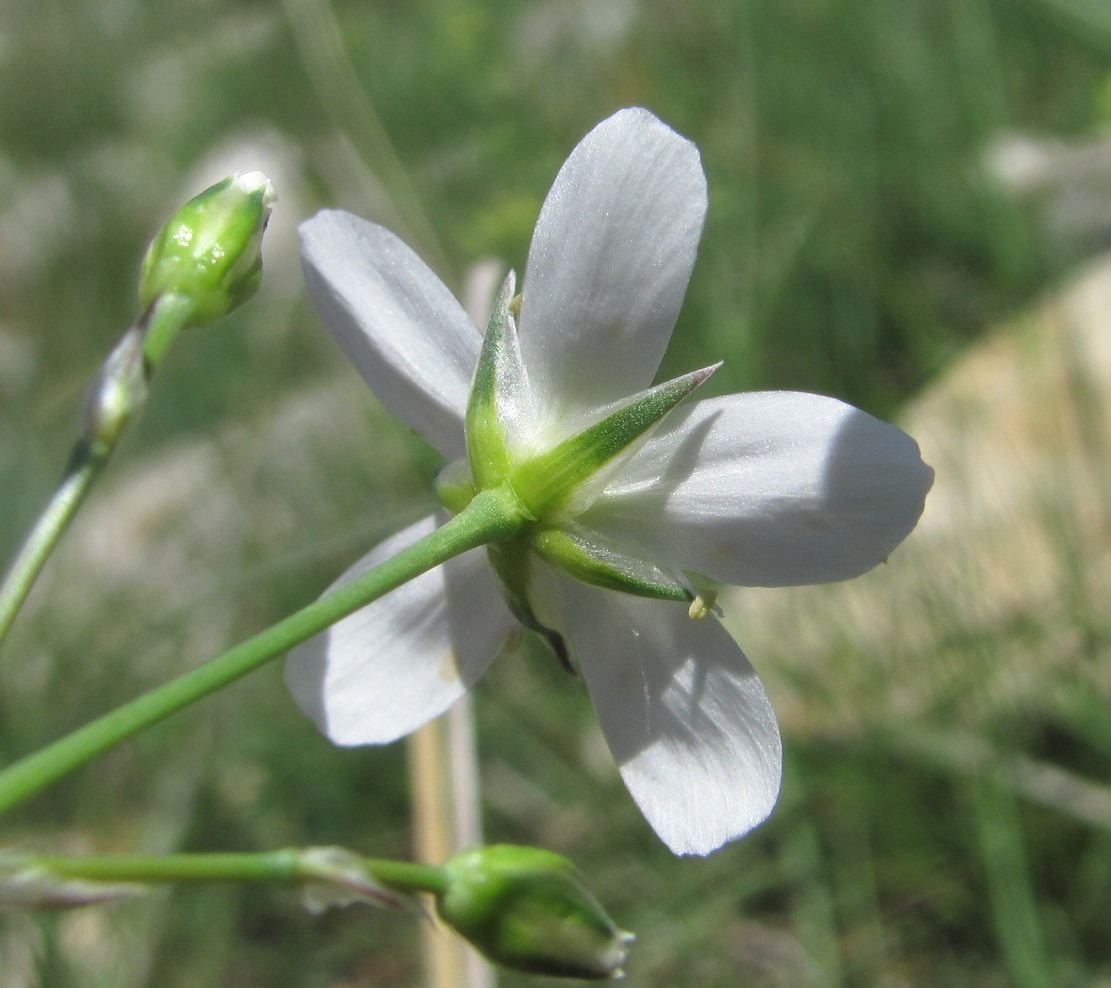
<box><xmin>0</xmin><ymin>487</ymin><xmax>526</xmax><ymax>816</ymax></box>
<box><xmin>0</xmin><ymin>301</ymin><xmax>201</xmax><ymax>653</ymax></box>
<box><xmin>0</xmin><ymin>441</ymin><xmax>108</xmax><ymax>649</ymax></box>
<box><xmin>0</xmin><ymin>847</ymin><xmax>441</xmax><ymax>910</ymax></box>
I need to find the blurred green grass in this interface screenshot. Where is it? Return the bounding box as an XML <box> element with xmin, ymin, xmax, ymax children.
<box><xmin>2</xmin><ymin>0</ymin><xmax>1111</xmax><ymax>984</ymax></box>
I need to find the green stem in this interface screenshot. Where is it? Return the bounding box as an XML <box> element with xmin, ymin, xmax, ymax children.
<box><xmin>0</xmin><ymin>444</ymin><xmax>108</xmax><ymax>649</ymax></box>
<box><xmin>0</xmin><ymin>294</ymin><xmax>194</xmax><ymax>653</ymax></box>
<box><xmin>0</xmin><ymin>487</ymin><xmax>524</xmax><ymax>816</ymax></box>
<box><xmin>141</xmin><ymin>292</ymin><xmax>195</xmax><ymax>368</ymax></box>
<box><xmin>25</xmin><ymin>849</ymin><xmax>447</xmax><ymax>895</ymax></box>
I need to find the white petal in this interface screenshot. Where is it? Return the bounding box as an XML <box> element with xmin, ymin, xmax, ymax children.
<box><xmin>517</xmin><ymin>108</ymin><xmax>707</xmax><ymax>434</ymax></box>
<box><xmin>284</xmin><ymin>514</ymin><xmax>515</xmax><ymax>745</ymax></box>
<box><xmin>300</xmin><ymin>211</ymin><xmax>479</xmax><ymax>459</ymax></box>
<box><xmin>539</xmin><ymin>571</ymin><xmax>782</xmax><ymax>856</ymax></box>
<box><xmin>586</xmin><ymin>392</ymin><xmax>934</xmax><ymax>587</ymax></box>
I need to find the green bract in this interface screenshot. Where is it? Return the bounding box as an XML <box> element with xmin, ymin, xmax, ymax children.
<box><xmin>139</xmin><ymin>172</ymin><xmax>275</xmax><ymax>327</ymax></box>
<box><xmin>0</xmin><ymin>854</ymin><xmax>144</xmax><ymax>909</ymax></box>
<box><xmin>80</xmin><ymin>325</ymin><xmax>147</xmax><ymax>454</ymax></box>
<box><xmin>438</xmin><ymin>845</ymin><xmax>633</xmax><ymax>980</ymax></box>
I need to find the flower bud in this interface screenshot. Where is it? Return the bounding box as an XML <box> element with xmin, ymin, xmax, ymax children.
<box><xmin>139</xmin><ymin>171</ymin><xmax>276</xmax><ymax>326</ymax></box>
<box><xmin>437</xmin><ymin>845</ymin><xmax>633</xmax><ymax>980</ymax></box>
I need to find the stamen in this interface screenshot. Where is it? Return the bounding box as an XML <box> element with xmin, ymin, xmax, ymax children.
<box><xmin>687</xmin><ymin>589</ymin><xmax>719</xmax><ymax>620</ymax></box>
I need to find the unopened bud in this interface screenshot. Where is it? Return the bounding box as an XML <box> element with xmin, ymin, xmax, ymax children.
<box><xmin>437</xmin><ymin>845</ymin><xmax>633</xmax><ymax>980</ymax></box>
<box><xmin>139</xmin><ymin>171</ymin><xmax>275</xmax><ymax>326</ymax></box>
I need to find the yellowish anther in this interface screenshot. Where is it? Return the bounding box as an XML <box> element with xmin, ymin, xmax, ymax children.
<box><xmin>688</xmin><ymin>589</ymin><xmax>718</xmax><ymax>620</ymax></box>
<box><xmin>508</xmin><ymin>293</ymin><xmax>522</xmax><ymax>318</ymax></box>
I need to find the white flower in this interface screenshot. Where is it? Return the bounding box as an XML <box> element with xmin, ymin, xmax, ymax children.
<box><xmin>285</xmin><ymin>108</ymin><xmax>934</xmax><ymax>856</ymax></box>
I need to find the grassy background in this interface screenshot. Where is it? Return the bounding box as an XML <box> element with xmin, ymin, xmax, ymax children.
<box><xmin>2</xmin><ymin>0</ymin><xmax>1111</xmax><ymax>984</ymax></box>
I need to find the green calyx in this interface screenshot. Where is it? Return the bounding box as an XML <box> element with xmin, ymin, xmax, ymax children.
<box><xmin>450</xmin><ymin>286</ymin><xmax>716</xmax><ymax>620</ymax></box>
<box><xmin>139</xmin><ymin>172</ymin><xmax>276</xmax><ymax>327</ymax></box>
<box><xmin>463</xmin><ymin>273</ymin><xmax>716</xmax><ymax>522</ymax></box>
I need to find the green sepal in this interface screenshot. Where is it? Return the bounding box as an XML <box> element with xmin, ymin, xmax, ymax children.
<box><xmin>486</xmin><ymin>541</ymin><xmax>571</xmax><ymax>671</ymax></box>
<box><xmin>511</xmin><ymin>364</ymin><xmax>718</xmax><ymax>519</ymax></box>
<box><xmin>465</xmin><ymin>271</ymin><xmax>533</xmax><ymax>490</ymax></box>
<box><xmin>531</xmin><ymin>525</ymin><xmax>689</xmax><ymax>602</ymax></box>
